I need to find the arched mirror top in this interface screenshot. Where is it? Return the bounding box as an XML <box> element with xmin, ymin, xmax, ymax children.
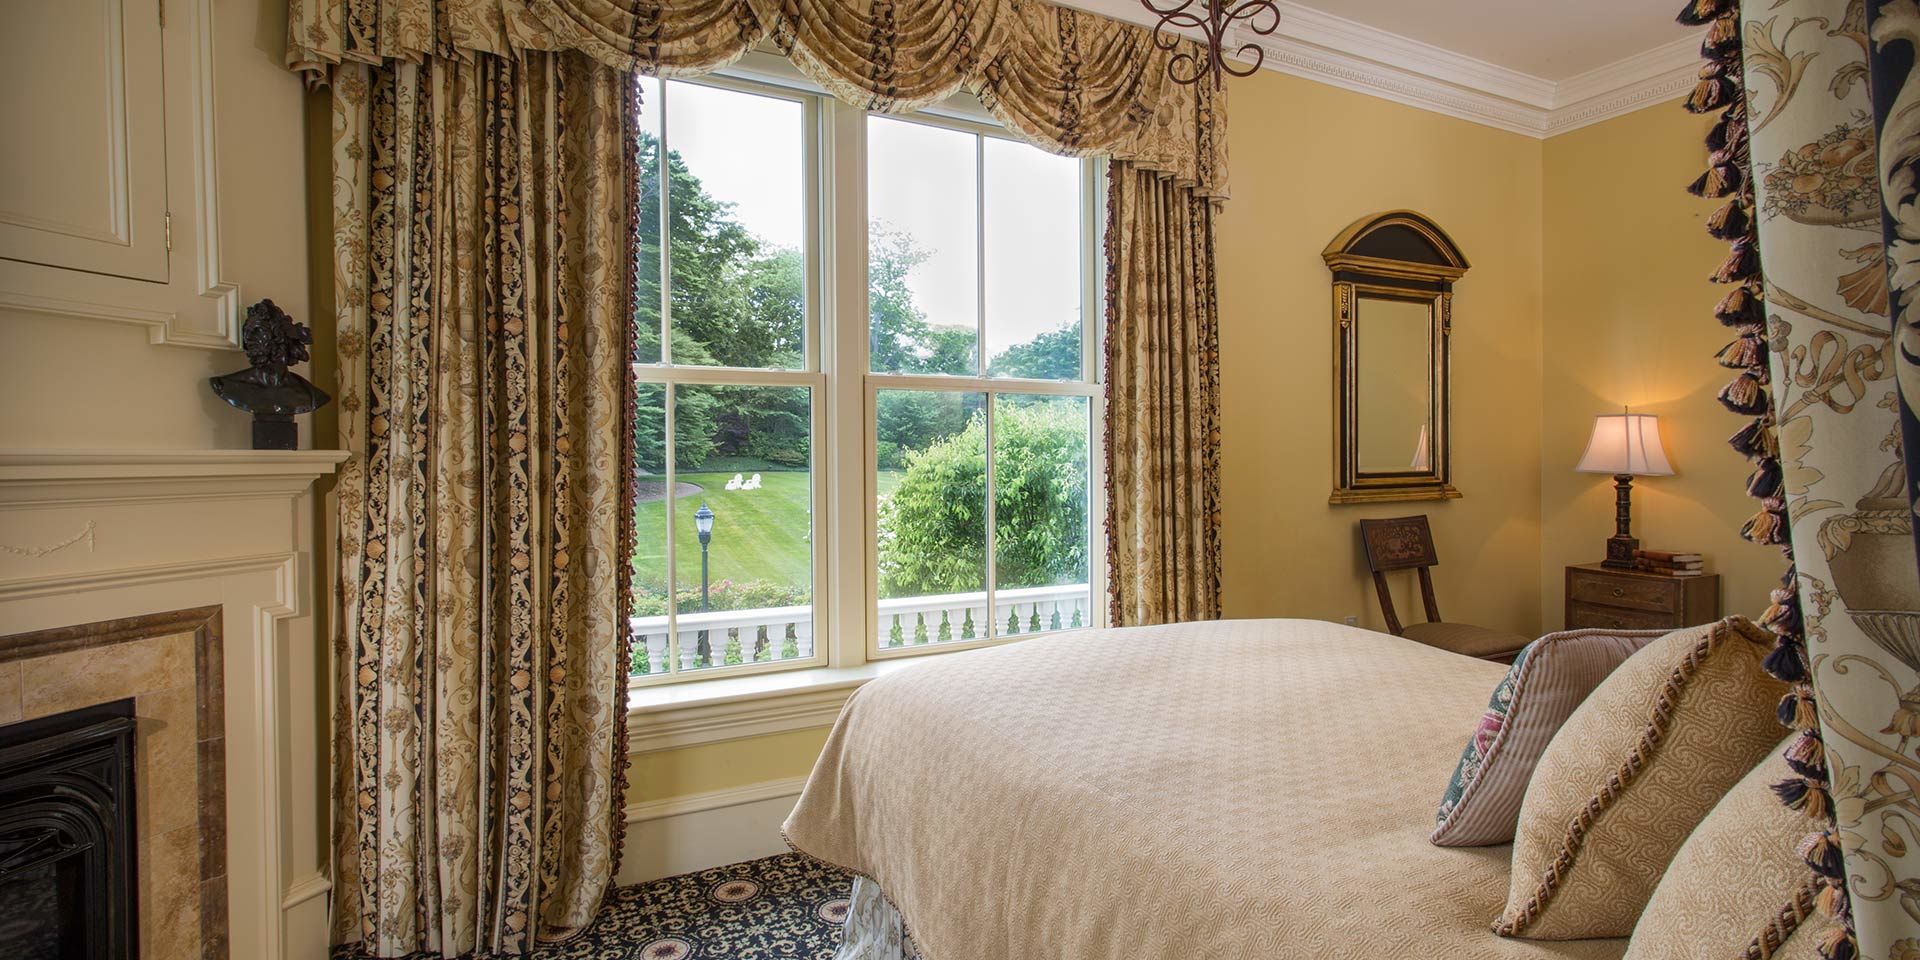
<box><xmin>1323</xmin><ymin>211</ymin><xmax>1470</xmax><ymax>282</ymax></box>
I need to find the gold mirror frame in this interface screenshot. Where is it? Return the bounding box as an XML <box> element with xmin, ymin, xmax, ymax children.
<box><xmin>1325</xmin><ymin>210</ymin><xmax>1468</xmax><ymax>504</ymax></box>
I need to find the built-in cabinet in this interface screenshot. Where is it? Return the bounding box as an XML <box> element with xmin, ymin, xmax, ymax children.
<box><xmin>0</xmin><ymin>0</ymin><xmax>310</xmax><ymax>358</ymax></box>
<box><xmin>0</xmin><ymin>0</ymin><xmax>171</xmax><ymax>283</ymax></box>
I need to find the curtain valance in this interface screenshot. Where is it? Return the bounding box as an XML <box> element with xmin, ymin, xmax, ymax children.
<box><xmin>286</xmin><ymin>0</ymin><xmax>1228</xmax><ymax>198</ymax></box>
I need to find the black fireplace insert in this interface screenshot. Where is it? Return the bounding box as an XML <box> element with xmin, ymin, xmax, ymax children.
<box><xmin>0</xmin><ymin>699</ymin><xmax>138</xmax><ymax>960</ymax></box>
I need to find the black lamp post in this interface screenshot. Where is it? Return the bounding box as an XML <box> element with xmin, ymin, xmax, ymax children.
<box><xmin>694</xmin><ymin>503</ymin><xmax>715</xmax><ymax>666</ymax></box>
<box><xmin>694</xmin><ymin>502</ymin><xmax>715</xmax><ymax>610</ymax></box>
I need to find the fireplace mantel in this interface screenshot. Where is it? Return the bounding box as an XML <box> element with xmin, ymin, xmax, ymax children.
<box><xmin>0</xmin><ymin>447</ymin><xmax>345</xmax><ymax>960</ymax></box>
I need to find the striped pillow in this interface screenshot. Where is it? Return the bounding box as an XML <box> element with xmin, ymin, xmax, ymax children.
<box><xmin>1430</xmin><ymin>627</ymin><xmax>1666</xmax><ymax>847</ymax></box>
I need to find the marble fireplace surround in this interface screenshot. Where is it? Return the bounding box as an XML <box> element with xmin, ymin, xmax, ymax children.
<box><xmin>0</xmin><ymin>606</ymin><xmax>228</xmax><ymax>958</ymax></box>
<box><xmin>0</xmin><ymin>450</ymin><xmax>344</xmax><ymax>960</ymax></box>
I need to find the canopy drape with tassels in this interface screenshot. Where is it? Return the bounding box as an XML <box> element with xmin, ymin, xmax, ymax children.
<box><xmin>1681</xmin><ymin>0</ymin><xmax>1920</xmax><ymax>956</ymax></box>
<box><xmin>303</xmin><ymin>0</ymin><xmax>1228</xmax><ymax>956</ymax></box>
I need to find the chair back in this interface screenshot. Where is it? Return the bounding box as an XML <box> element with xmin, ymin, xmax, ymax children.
<box><xmin>1357</xmin><ymin>515</ymin><xmax>1442</xmax><ymax>635</ymax></box>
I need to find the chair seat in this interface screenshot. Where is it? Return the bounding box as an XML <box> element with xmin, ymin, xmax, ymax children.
<box><xmin>1401</xmin><ymin>621</ymin><xmax>1530</xmax><ymax>660</ymax></box>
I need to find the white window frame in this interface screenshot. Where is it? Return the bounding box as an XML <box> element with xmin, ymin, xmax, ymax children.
<box><xmin>631</xmin><ymin>53</ymin><xmax>1107</xmax><ymax>691</ymax></box>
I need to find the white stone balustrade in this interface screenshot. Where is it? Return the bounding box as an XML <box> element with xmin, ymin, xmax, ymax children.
<box><xmin>630</xmin><ymin>583</ymin><xmax>1091</xmax><ymax>675</ymax></box>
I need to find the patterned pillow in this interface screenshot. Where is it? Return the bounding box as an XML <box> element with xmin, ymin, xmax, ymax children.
<box><xmin>1623</xmin><ymin>741</ymin><xmax>1827</xmax><ymax>960</ymax></box>
<box><xmin>1431</xmin><ymin>627</ymin><xmax>1666</xmax><ymax>847</ymax></box>
<box><xmin>1495</xmin><ymin>617</ymin><xmax>1789</xmax><ymax>940</ymax></box>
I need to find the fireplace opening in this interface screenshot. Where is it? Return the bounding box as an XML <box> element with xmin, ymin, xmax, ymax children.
<box><xmin>0</xmin><ymin>698</ymin><xmax>138</xmax><ymax>960</ymax></box>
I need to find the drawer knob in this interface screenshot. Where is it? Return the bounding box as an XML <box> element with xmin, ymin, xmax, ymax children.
<box><xmin>1611</xmin><ymin>587</ymin><xmax>1625</xmax><ymax>597</ymax></box>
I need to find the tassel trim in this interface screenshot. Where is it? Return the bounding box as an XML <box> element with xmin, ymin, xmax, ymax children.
<box><xmin>1772</xmin><ymin>776</ymin><xmax>1835</xmax><ymax>820</ymax></box>
<box><xmin>1690</xmin><ymin>155</ymin><xmax>1748</xmax><ymax>198</ymax></box>
<box><xmin>1720</xmin><ymin>370</ymin><xmax>1771</xmax><ymax>414</ymax></box>
<box><xmin>1716</xmin><ymin>283</ymin><xmax>1764</xmax><ymax>325</ymax></box>
<box><xmin>1779</xmin><ymin>685</ymin><xmax>1820</xmax><ymax>731</ymax></box>
<box><xmin>1708</xmin><ymin>197</ymin><xmax>1753</xmax><ymax>240</ymax></box>
<box><xmin>1729</xmin><ymin>416</ymin><xmax>1779</xmax><ymax>459</ymax></box>
<box><xmin>1717</xmin><ymin>330</ymin><xmax>1766</xmax><ymax>368</ymax></box>
<box><xmin>1712</xmin><ymin>237</ymin><xmax>1759</xmax><ymax>281</ymax></box>
<box><xmin>1677</xmin><ymin>0</ymin><xmax>1729</xmax><ymax>25</ymax></box>
<box><xmin>1704</xmin><ymin>11</ymin><xmax>1741</xmax><ymax>54</ymax></box>
<box><xmin>1764</xmin><ymin>635</ymin><xmax>1809</xmax><ymax>683</ymax></box>
<box><xmin>1743</xmin><ymin>496</ymin><xmax>1789</xmax><ymax>545</ymax></box>
<box><xmin>1687</xmin><ymin>73</ymin><xmax>1739</xmax><ymax>113</ymax></box>
<box><xmin>1747</xmin><ymin>457</ymin><xmax>1783</xmax><ymax>498</ymax></box>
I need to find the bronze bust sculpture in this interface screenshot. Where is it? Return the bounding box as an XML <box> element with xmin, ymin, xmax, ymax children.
<box><xmin>209</xmin><ymin>300</ymin><xmax>330</xmax><ymax>450</ymax></box>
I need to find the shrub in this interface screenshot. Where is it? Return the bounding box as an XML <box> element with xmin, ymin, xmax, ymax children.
<box><xmin>877</xmin><ymin>400</ymin><xmax>1088</xmax><ymax>597</ymax></box>
<box><xmin>632</xmin><ymin>578</ymin><xmax>809</xmax><ymax>618</ymax></box>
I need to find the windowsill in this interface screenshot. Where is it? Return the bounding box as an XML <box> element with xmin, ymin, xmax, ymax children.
<box><xmin>624</xmin><ymin>659</ymin><xmax>930</xmax><ymax>754</ymax></box>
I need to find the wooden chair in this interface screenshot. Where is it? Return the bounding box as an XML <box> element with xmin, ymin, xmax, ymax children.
<box><xmin>1357</xmin><ymin>515</ymin><xmax>1529</xmax><ymax>661</ymax></box>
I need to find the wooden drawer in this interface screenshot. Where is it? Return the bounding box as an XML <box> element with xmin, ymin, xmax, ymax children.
<box><xmin>1566</xmin><ymin>601</ymin><xmax>1680</xmax><ymax>631</ymax></box>
<box><xmin>1568</xmin><ymin>569</ymin><xmax>1682</xmax><ymax>614</ymax></box>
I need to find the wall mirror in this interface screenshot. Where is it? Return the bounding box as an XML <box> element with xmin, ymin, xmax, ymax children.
<box><xmin>1325</xmin><ymin>211</ymin><xmax>1468</xmax><ymax>504</ymax></box>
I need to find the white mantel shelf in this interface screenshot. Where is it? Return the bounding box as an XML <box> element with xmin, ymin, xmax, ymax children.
<box><xmin>0</xmin><ymin>449</ymin><xmax>348</xmax><ymax>508</ymax></box>
<box><xmin>0</xmin><ymin>448</ymin><xmax>349</xmax><ymax>478</ymax></box>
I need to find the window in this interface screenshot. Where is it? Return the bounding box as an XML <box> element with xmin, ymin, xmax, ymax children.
<box><xmin>629</xmin><ymin>60</ymin><xmax>1104</xmax><ymax>685</ymax></box>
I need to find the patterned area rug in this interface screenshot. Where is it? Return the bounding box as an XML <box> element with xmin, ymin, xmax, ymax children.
<box><xmin>333</xmin><ymin>854</ymin><xmax>853</xmax><ymax>959</ymax></box>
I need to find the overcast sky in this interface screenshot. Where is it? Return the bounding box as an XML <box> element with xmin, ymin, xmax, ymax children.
<box><xmin>642</xmin><ymin>77</ymin><xmax>1084</xmax><ymax>373</ymax></box>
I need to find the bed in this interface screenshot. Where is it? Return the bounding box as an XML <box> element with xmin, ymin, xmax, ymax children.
<box><xmin>782</xmin><ymin>619</ymin><xmax>1628</xmax><ymax>960</ymax></box>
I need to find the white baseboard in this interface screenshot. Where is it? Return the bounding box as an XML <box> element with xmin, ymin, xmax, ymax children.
<box><xmin>618</xmin><ymin>777</ymin><xmax>808</xmax><ymax>885</ymax></box>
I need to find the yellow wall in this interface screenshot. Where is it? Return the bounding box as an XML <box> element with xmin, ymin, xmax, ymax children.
<box><xmin>1539</xmin><ymin>105</ymin><xmax>1787</xmax><ymax>628</ymax></box>
<box><xmin>629</xmin><ymin>728</ymin><xmax>832</xmax><ymax>802</ymax></box>
<box><xmin>1215</xmin><ymin>69</ymin><xmax>1547</xmax><ymax>636</ymax></box>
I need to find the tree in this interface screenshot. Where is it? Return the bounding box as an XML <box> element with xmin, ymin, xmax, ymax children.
<box><xmin>635</xmin><ymin>131</ymin><xmax>799</xmax><ymax>370</ymax></box>
<box><xmin>876</xmin><ymin>400</ymin><xmax>1088</xmax><ymax>597</ymax></box>
<box><xmin>988</xmin><ymin>323</ymin><xmax>1083</xmax><ymax>380</ymax></box>
<box><xmin>867</xmin><ymin>225</ymin><xmax>935</xmax><ymax>374</ymax></box>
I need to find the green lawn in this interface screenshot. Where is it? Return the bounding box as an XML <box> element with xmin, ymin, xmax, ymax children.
<box><xmin>634</xmin><ymin>470</ymin><xmax>814</xmax><ymax>597</ymax></box>
<box><xmin>632</xmin><ymin>468</ymin><xmax>911</xmax><ymax>606</ymax></box>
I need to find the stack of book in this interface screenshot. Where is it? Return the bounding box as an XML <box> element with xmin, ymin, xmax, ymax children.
<box><xmin>1634</xmin><ymin>550</ymin><xmax>1705</xmax><ymax>577</ymax></box>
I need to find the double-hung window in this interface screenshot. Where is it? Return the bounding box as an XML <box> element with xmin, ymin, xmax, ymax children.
<box><xmin>629</xmin><ymin>56</ymin><xmax>1105</xmax><ymax>685</ymax></box>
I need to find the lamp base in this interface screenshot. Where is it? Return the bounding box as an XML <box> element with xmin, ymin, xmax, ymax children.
<box><xmin>1603</xmin><ymin>535</ymin><xmax>1640</xmax><ymax>569</ymax></box>
<box><xmin>1602</xmin><ymin>473</ymin><xmax>1639</xmax><ymax>569</ymax></box>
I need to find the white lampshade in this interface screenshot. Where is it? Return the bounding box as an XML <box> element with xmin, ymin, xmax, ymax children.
<box><xmin>1410</xmin><ymin>423</ymin><xmax>1432</xmax><ymax>471</ymax></box>
<box><xmin>1576</xmin><ymin>413</ymin><xmax>1674</xmax><ymax>476</ymax></box>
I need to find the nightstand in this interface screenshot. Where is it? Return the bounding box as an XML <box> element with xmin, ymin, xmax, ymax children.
<box><xmin>1564</xmin><ymin>563</ymin><xmax>1720</xmax><ymax>631</ymax></box>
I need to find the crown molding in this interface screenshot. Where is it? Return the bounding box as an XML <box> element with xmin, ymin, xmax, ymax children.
<box><xmin>1058</xmin><ymin>0</ymin><xmax>1703</xmax><ymax>139</ymax></box>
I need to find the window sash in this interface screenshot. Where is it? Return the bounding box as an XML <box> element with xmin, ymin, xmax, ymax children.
<box><xmin>862</xmin><ymin>377</ymin><xmax>1106</xmax><ymax>663</ymax></box>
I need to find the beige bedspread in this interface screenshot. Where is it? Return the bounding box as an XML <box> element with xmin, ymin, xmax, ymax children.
<box><xmin>784</xmin><ymin>619</ymin><xmax>1629</xmax><ymax>960</ymax></box>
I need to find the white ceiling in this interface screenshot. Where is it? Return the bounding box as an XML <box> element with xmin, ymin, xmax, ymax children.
<box><xmin>1292</xmin><ymin>0</ymin><xmax>1695</xmax><ymax>80</ymax></box>
<box><xmin>1062</xmin><ymin>0</ymin><xmax>1704</xmax><ymax>136</ymax></box>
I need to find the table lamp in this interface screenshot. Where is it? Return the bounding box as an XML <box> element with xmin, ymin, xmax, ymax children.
<box><xmin>1576</xmin><ymin>410</ymin><xmax>1674</xmax><ymax>568</ymax></box>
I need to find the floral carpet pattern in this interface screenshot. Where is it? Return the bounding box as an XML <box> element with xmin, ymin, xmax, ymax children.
<box><xmin>333</xmin><ymin>854</ymin><xmax>854</xmax><ymax>959</ymax></box>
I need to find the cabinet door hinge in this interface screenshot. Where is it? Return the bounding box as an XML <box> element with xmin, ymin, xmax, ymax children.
<box><xmin>164</xmin><ymin>212</ymin><xmax>173</xmax><ymax>251</ymax></box>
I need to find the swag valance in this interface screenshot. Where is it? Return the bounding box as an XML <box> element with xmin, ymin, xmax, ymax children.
<box><xmin>286</xmin><ymin>0</ymin><xmax>1228</xmax><ymax>198</ymax></box>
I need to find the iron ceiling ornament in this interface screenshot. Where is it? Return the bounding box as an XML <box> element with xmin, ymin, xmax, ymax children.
<box><xmin>1141</xmin><ymin>0</ymin><xmax>1282</xmax><ymax>87</ymax></box>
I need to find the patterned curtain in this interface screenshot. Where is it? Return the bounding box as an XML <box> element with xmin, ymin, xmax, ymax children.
<box><xmin>1104</xmin><ymin>161</ymin><xmax>1223</xmax><ymax>626</ymax></box>
<box><xmin>284</xmin><ymin>0</ymin><xmax>1229</xmax><ymax>201</ymax></box>
<box><xmin>1688</xmin><ymin>0</ymin><xmax>1920</xmax><ymax>956</ymax></box>
<box><xmin>328</xmin><ymin>51</ymin><xmax>634</xmax><ymax>957</ymax></box>
<box><xmin>1869</xmin><ymin>3</ymin><xmax>1920</xmax><ymax>578</ymax></box>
